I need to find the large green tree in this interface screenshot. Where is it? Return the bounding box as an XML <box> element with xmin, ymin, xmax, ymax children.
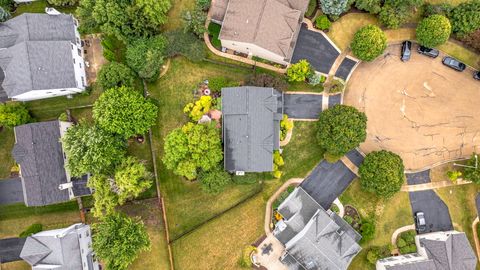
<box><xmin>163</xmin><ymin>122</ymin><xmax>223</xmax><ymax>180</ymax></box>
<box><xmin>359</xmin><ymin>150</ymin><xmax>405</xmax><ymax>198</ymax></box>
<box><xmin>78</xmin><ymin>0</ymin><xmax>171</xmax><ymax>41</ymax></box>
<box><xmin>93</xmin><ymin>86</ymin><xmax>158</xmax><ymax>138</ymax></box>
<box><xmin>125</xmin><ymin>35</ymin><xmax>167</xmax><ymax>81</ymax></box>
<box><xmin>93</xmin><ymin>212</ymin><xmax>150</xmax><ymax>270</ymax></box>
<box><xmin>316</xmin><ymin>105</ymin><xmax>367</xmax><ymax>158</ymax></box>
<box><xmin>416</xmin><ymin>15</ymin><xmax>451</xmax><ymax>48</ymax></box>
<box><xmin>449</xmin><ymin>0</ymin><xmax>480</xmax><ymax>37</ymax></box>
<box><xmin>113</xmin><ymin>156</ymin><xmax>153</xmax><ymax>203</ymax></box>
<box><xmin>351</xmin><ymin>25</ymin><xmax>387</xmax><ymax>61</ymax></box>
<box><xmin>464</xmin><ymin>154</ymin><xmax>480</xmax><ymax>184</ymax></box>
<box><xmin>88</xmin><ymin>174</ymin><xmax>119</xmax><ymax>217</ymax></box>
<box><xmin>97</xmin><ymin>62</ymin><xmax>135</xmax><ymax>90</ymax></box>
<box><xmin>379</xmin><ymin>0</ymin><xmax>423</xmax><ymax>29</ymax></box>
<box><xmin>62</xmin><ymin>124</ymin><xmax>126</xmax><ymax>176</ymax></box>
<box><xmin>0</xmin><ymin>102</ymin><xmax>32</xmax><ymax>128</ymax></box>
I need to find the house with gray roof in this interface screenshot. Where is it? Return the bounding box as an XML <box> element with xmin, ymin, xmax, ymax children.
<box><xmin>222</xmin><ymin>86</ymin><xmax>283</xmax><ymax>173</ymax></box>
<box><xmin>0</xmin><ymin>11</ymin><xmax>87</xmax><ymax>101</ymax></box>
<box><xmin>20</xmin><ymin>223</ymin><xmax>100</xmax><ymax>270</ymax></box>
<box><xmin>212</xmin><ymin>0</ymin><xmax>309</xmax><ymax>65</ymax></box>
<box><xmin>376</xmin><ymin>231</ymin><xmax>477</xmax><ymax>270</ymax></box>
<box><xmin>274</xmin><ymin>187</ymin><xmax>362</xmax><ymax>270</ymax></box>
<box><xmin>12</xmin><ymin>121</ymin><xmax>91</xmax><ymax>207</ymax></box>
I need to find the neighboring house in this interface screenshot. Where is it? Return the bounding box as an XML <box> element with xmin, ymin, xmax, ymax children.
<box><xmin>222</xmin><ymin>86</ymin><xmax>284</xmax><ymax>173</ymax></box>
<box><xmin>213</xmin><ymin>0</ymin><xmax>309</xmax><ymax>65</ymax></box>
<box><xmin>0</xmin><ymin>12</ymin><xmax>87</xmax><ymax>101</ymax></box>
<box><xmin>12</xmin><ymin>121</ymin><xmax>91</xmax><ymax>207</ymax></box>
<box><xmin>274</xmin><ymin>187</ymin><xmax>362</xmax><ymax>270</ymax></box>
<box><xmin>376</xmin><ymin>231</ymin><xmax>477</xmax><ymax>270</ymax></box>
<box><xmin>20</xmin><ymin>223</ymin><xmax>100</xmax><ymax>270</ymax></box>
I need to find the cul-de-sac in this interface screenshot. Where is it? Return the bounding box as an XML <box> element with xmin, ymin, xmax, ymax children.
<box><xmin>0</xmin><ymin>0</ymin><xmax>480</xmax><ymax>269</ymax></box>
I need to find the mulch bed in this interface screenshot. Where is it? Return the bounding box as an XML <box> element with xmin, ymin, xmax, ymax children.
<box><xmin>345</xmin><ymin>205</ymin><xmax>362</xmax><ymax>231</ymax></box>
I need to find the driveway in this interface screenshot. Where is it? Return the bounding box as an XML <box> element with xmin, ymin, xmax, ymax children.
<box><xmin>406</xmin><ymin>170</ymin><xmax>431</xmax><ymax>185</ymax></box>
<box><xmin>335</xmin><ymin>57</ymin><xmax>358</xmax><ymax>81</ymax></box>
<box><xmin>0</xmin><ymin>178</ymin><xmax>24</xmax><ymax>205</ymax></box>
<box><xmin>291</xmin><ymin>24</ymin><xmax>340</xmax><ymax>74</ymax></box>
<box><xmin>327</xmin><ymin>93</ymin><xmax>342</xmax><ymax>109</ymax></box>
<box><xmin>408</xmin><ymin>190</ymin><xmax>453</xmax><ymax>234</ymax></box>
<box><xmin>300</xmin><ymin>160</ymin><xmax>356</xmax><ymax>209</ymax></box>
<box><xmin>0</xmin><ymin>237</ymin><xmax>26</xmax><ymax>263</ymax></box>
<box><xmin>345</xmin><ymin>149</ymin><xmax>364</xmax><ymax>168</ymax></box>
<box><xmin>283</xmin><ymin>93</ymin><xmax>323</xmax><ymax>119</ymax></box>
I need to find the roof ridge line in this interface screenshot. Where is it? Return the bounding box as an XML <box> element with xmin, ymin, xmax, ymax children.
<box><xmin>23</xmin><ymin>42</ymin><xmax>35</xmax><ymax>91</ymax></box>
<box><xmin>252</xmin><ymin>0</ymin><xmax>269</xmax><ymax>41</ymax></box>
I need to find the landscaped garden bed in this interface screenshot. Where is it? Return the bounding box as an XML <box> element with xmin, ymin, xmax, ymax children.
<box><xmin>396</xmin><ymin>230</ymin><xmax>417</xmax><ymax>254</ymax></box>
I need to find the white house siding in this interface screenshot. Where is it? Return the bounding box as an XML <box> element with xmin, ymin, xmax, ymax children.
<box><xmin>12</xmin><ymin>87</ymin><xmax>83</xmax><ymax>101</ymax></box>
<box><xmin>221</xmin><ymin>39</ymin><xmax>289</xmax><ymax>65</ymax></box>
<box><xmin>71</xmin><ymin>42</ymin><xmax>87</xmax><ymax>90</ymax></box>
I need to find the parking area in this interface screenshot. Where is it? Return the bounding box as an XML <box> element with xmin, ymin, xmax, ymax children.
<box><xmin>344</xmin><ymin>44</ymin><xmax>480</xmax><ymax>171</ymax></box>
<box><xmin>409</xmin><ymin>190</ymin><xmax>453</xmax><ymax>234</ymax></box>
<box><xmin>283</xmin><ymin>93</ymin><xmax>323</xmax><ymax>120</ymax></box>
<box><xmin>0</xmin><ymin>178</ymin><xmax>24</xmax><ymax>205</ymax></box>
<box><xmin>291</xmin><ymin>24</ymin><xmax>340</xmax><ymax>74</ymax></box>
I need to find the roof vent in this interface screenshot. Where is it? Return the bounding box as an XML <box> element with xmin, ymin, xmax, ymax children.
<box><xmin>45</xmin><ymin>7</ymin><xmax>61</xmax><ymax>15</ymax></box>
<box><xmin>59</xmin><ymin>182</ymin><xmax>73</xmax><ymax>190</ymax></box>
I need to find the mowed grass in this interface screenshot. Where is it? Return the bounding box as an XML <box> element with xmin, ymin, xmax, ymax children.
<box><xmin>327</xmin><ymin>13</ymin><xmax>379</xmax><ymax>51</ymax></box>
<box><xmin>438</xmin><ymin>41</ymin><xmax>480</xmax><ymax>69</ymax></box>
<box><xmin>14</xmin><ymin>0</ymin><xmax>77</xmax><ymax>16</ymax></box>
<box><xmin>163</xmin><ymin>0</ymin><xmax>195</xmax><ymax>31</ymax></box>
<box><xmin>0</xmin><ymin>129</ymin><xmax>15</xmax><ymax>179</ymax></box>
<box><xmin>341</xmin><ymin>181</ymin><xmax>413</xmax><ymax>270</ymax></box>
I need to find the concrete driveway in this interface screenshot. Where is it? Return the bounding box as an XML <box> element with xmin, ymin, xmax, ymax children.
<box><xmin>0</xmin><ymin>178</ymin><xmax>24</xmax><ymax>205</ymax></box>
<box><xmin>408</xmin><ymin>190</ymin><xmax>453</xmax><ymax>234</ymax></box>
<box><xmin>0</xmin><ymin>237</ymin><xmax>26</xmax><ymax>263</ymax></box>
<box><xmin>291</xmin><ymin>24</ymin><xmax>340</xmax><ymax>74</ymax></box>
<box><xmin>283</xmin><ymin>93</ymin><xmax>323</xmax><ymax>120</ymax></box>
<box><xmin>301</xmin><ymin>160</ymin><xmax>356</xmax><ymax>209</ymax></box>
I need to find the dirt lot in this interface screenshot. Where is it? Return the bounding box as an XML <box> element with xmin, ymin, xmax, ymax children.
<box><xmin>344</xmin><ymin>44</ymin><xmax>480</xmax><ymax>171</ymax></box>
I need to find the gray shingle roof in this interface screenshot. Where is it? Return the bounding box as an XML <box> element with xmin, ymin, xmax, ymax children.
<box><xmin>0</xmin><ymin>13</ymin><xmax>77</xmax><ymax>48</ymax></box>
<box><xmin>421</xmin><ymin>233</ymin><xmax>477</xmax><ymax>270</ymax></box>
<box><xmin>222</xmin><ymin>86</ymin><xmax>283</xmax><ymax>172</ymax></box>
<box><xmin>0</xmin><ymin>41</ymin><xmax>77</xmax><ymax>97</ymax></box>
<box><xmin>13</xmin><ymin>121</ymin><xmax>70</xmax><ymax>206</ymax></box>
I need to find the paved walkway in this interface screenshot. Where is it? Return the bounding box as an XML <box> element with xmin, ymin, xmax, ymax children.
<box><xmin>333</xmin><ymin>198</ymin><xmax>345</xmax><ymax>218</ymax></box>
<box><xmin>472</xmin><ymin>217</ymin><xmax>480</xmax><ymax>263</ymax></box>
<box><xmin>279</xmin><ymin>122</ymin><xmax>293</xmax><ymax>147</ymax></box>
<box><xmin>391</xmin><ymin>224</ymin><xmax>415</xmax><ymax>246</ymax></box>
<box><xmin>340</xmin><ymin>155</ymin><xmax>359</xmax><ymax>177</ymax></box>
<box><xmin>401</xmin><ymin>179</ymin><xmax>472</xmax><ymax>192</ymax></box>
<box><xmin>254</xmin><ymin>234</ymin><xmax>288</xmax><ymax>270</ymax></box>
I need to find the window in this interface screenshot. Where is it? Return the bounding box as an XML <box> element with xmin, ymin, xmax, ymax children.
<box><xmin>81</xmin><ymin>77</ymin><xmax>86</xmax><ymax>87</ymax></box>
<box><xmin>60</xmin><ymin>89</ymin><xmax>66</xmax><ymax>92</ymax></box>
<box><xmin>78</xmin><ymin>48</ymin><xmax>82</xmax><ymax>56</ymax></box>
<box><xmin>73</xmin><ymin>58</ymin><xmax>76</xmax><ymax>64</ymax></box>
<box><xmin>79</xmin><ymin>63</ymin><xmax>82</xmax><ymax>68</ymax></box>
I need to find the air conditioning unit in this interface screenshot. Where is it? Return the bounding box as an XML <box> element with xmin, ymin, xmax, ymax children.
<box><xmin>236</xmin><ymin>171</ymin><xmax>245</xmax><ymax>176</ymax></box>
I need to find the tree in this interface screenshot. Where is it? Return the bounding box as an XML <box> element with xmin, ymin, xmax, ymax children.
<box><xmin>379</xmin><ymin>0</ymin><xmax>424</xmax><ymax>29</ymax></box>
<box><xmin>464</xmin><ymin>154</ymin><xmax>480</xmax><ymax>184</ymax></box>
<box><xmin>196</xmin><ymin>0</ymin><xmax>211</xmax><ymax>10</ymax></box>
<box><xmin>97</xmin><ymin>62</ymin><xmax>135</xmax><ymax>90</ymax></box>
<box><xmin>416</xmin><ymin>15</ymin><xmax>451</xmax><ymax>48</ymax></box>
<box><xmin>423</xmin><ymin>3</ymin><xmax>453</xmax><ymax>17</ymax></box>
<box><xmin>449</xmin><ymin>0</ymin><xmax>480</xmax><ymax>37</ymax></box>
<box><xmin>286</xmin><ymin>60</ymin><xmax>314</xmax><ymax>82</ymax></box>
<box><xmin>78</xmin><ymin>0</ymin><xmax>171</xmax><ymax>41</ymax></box>
<box><xmin>62</xmin><ymin>124</ymin><xmax>126</xmax><ymax>176</ymax></box>
<box><xmin>182</xmin><ymin>7</ymin><xmax>207</xmax><ymax>38</ymax></box>
<box><xmin>461</xmin><ymin>29</ymin><xmax>480</xmax><ymax>53</ymax></box>
<box><xmin>320</xmin><ymin>0</ymin><xmax>350</xmax><ymax>16</ymax></box>
<box><xmin>93</xmin><ymin>213</ymin><xmax>150</xmax><ymax>270</ymax></box>
<box><xmin>163</xmin><ymin>122</ymin><xmax>223</xmax><ymax>180</ymax></box>
<box><xmin>0</xmin><ymin>102</ymin><xmax>32</xmax><ymax>128</ymax></box>
<box><xmin>355</xmin><ymin>0</ymin><xmax>382</xmax><ymax>14</ymax></box>
<box><xmin>113</xmin><ymin>156</ymin><xmax>153</xmax><ymax>203</ymax></box>
<box><xmin>47</xmin><ymin>0</ymin><xmax>78</xmax><ymax>6</ymax></box>
<box><xmin>0</xmin><ymin>6</ymin><xmax>10</xmax><ymax>23</ymax></box>
<box><xmin>359</xmin><ymin>150</ymin><xmax>405</xmax><ymax>198</ymax></box>
<box><xmin>93</xmin><ymin>86</ymin><xmax>158</xmax><ymax>138</ymax></box>
<box><xmin>198</xmin><ymin>168</ymin><xmax>231</xmax><ymax>194</ymax></box>
<box><xmin>165</xmin><ymin>30</ymin><xmax>206</xmax><ymax>62</ymax></box>
<box><xmin>0</xmin><ymin>0</ymin><xmax>14</xmax><ymax>11</ymax></box>
<box><xmin>316</xmin><ymin>105</ymin><xmax>367</xmax><ymax>158</ymax></box>
<box><xmin>351</xmin><ymin>25</ymin><xmax>387</xmax><ymax>61</ymax></box>
<box><xmin>88</xmin><ymin>174</ymin><xmax>119</xmax><ymax>217</ymax></box>
<box><xmin>76</xmin><ymin>0</ymin><xmax>98</xmax><ymax>34</ymax></box>
<box><xmin>125</xmin><ymin>35</ymin><xmax>167</xmax><ymax>81</ymax></box>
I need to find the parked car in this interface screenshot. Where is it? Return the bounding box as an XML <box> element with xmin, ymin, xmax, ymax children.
<box><xmin>401</xmin><ymin>41</ymin><xmax>412</xmax><ymax>62</ymax></box>
<box><xmin>442</xmin><ymin>57</ymin><xmax>466</xmax><ymax>71</ymax></box>
<box><xmin>474</xmin><ymin>71</ymin><xmax>480</xmax><ymax>80</ymax></box>
<box><xmin>415</xmin><ymin>212</ymin><xmax>426</xmax><ymax>233</ymax></box>
<box><xmin>417</xmin><ymin>46</ymin><xmax>439</xmax><ymax>58</ymax></box>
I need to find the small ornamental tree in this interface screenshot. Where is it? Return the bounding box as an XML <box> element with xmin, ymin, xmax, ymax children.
<box><xmin>359</xmin><ymin>150</ymin><xmax>405</xmax><ymax>198</ymax></box>
<box><xmin>316</xmin><ymin>105</ymin><xmax>367</xmax><ymax>158</ymax></box>
<box><xmin>125</xmin><ymin>35</ymin><xmax>167</xmax><ymax>81</ymax></box>
<box><xmin>93</xmin><ymin>86</ymin><xmax>158</xmax><ymax>138</ymax></box>
<box><xmin>416</xmin><ymin>15</ymin><xmax>451</xmax><ymax>48</ymax></box>
<box><xmin>113</xmin><ymin>156</ymin><xmax>153</xmax><ymax>203</ymax></box>
<box><xmin>320</xmin><ymin>0</ymin><xmax>350</xmax><ymax>16</ymax></box>
<box><xmin>0</xmin><ymin>102</ymin><xmax>32</xmax><ymax>128</ymax></box>
<box><xmin>286</xmin><ymin>60</ymin><xmax>313</xmax><ymax>82</ymax></box>
<box><xmin>97</xmin><ymin>62</ymin><xmax>135</xmax><ymax>90</ymax></box>
<box><xmin>62</xmin><ymin>124</ymin><xmax>126</xmax><ymax>176</ymax></box>
<box><xmin>351</xmin><ymin>25</ymin><xmax>387</xmax><ymax>61</ymax></box>
<box><xmin>93</xmin><ymin>213</ymin><xmax>150</xmax><ymax>270</ymax></box>
<box><xmin>464</xmin><ymin>153</ymin><xmax>480</xmax><ymax>184</ymax></box>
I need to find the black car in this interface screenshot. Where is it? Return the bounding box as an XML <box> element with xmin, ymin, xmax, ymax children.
<box><xmin>474</xmin><ymin>71</ymin><xmax>480</xmax><ymax>80</ymax></box>
<box><xmin>442</xmin><ymin>57</ymin><xmax>466</xmax><ymax>71</ymax></box>
<box><xmin>417</xmin><ymin>46</ymin><xmax>439</xmax><ymax>58</ymax></box>
<box><xmin>415</xmin><ymin>212</ymin><xmax>426</xmax><ymax>233</ymax></box>
<box><xmin>401</xmin><ymin>41</ymin><xmax>412</xmax><ymax>62</ymax></box>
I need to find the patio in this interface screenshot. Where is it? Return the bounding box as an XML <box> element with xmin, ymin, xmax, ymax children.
<box><xmin>83</xmin><ymin>34</ymin><xmax>107</xmax><ymax>84</ymax></box>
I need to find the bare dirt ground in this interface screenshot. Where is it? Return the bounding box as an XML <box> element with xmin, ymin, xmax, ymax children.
<box><xmin>344</xmin><ymin>44</ymin><xmax>480</xmax><ymax>171</ymax></box>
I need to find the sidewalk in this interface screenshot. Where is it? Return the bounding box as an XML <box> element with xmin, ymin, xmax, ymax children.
<box><xmin>391</xmin><ymin>224</ymin><xmax>415</xmax><ymax>246</ymax></box>
<box><xmin>401</xmin><ymin>179</ymin><xmax>472</xmax><ymax>192</ymax></box>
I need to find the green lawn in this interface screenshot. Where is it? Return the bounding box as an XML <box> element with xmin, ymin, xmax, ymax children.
<box><xmin>14</xmin><ymin>0</ymin><xmax>77</xmax><ymax>16</ymax></box>
<box><xmin>163</xmin><ymin>0</ymin><xmax>195</xmax><ymax>31</ymax></box>
<box><xmin>0</xmin><ymin>129</ymin><xmax>15</xmax><ymax>179</ymax></box>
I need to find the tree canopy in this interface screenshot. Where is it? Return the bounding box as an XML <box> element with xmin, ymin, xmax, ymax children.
<box><xmin>379</xmin><ymin>0</ymin><xmax>423</xmax><ymax>29</ymax></box>
<box><xmin>359</xmin><ymin>150</ymin><xmax>405</xmax><ymax>198</ymax></box>
<box><xmin>125</xmin><ymin>35</ymin><xmax>167</xmax><ymax>81</ymax></box>
<box><xmin>416</xmin><ymin>15</ymin><xmax>451</xmax><ymax>48</ymax></box>
<box><xmin>316</xmin><ymin>105</ymin><xmax>367</xmax><ymax>158</ymax></box>
<box><xmin>62</xmin><ymin>124</ymin><xmax>126</xmax><ymax>176</ymax></box>
<box><xmin>355</xmin><ymin>0</ymin><xmax>382</xmax><ymax>14</ymax></box>
<box><xmin>319</xmin><ymin>0</ymin><xmax>351</xmax><ymax>16</ymax></box>
<box><xmin>93</xmin><ymin>86</ymin><xmax>158</xmax><ymax>138</ymax></box>
<box><xmin>0</xmin><ymin>102</ymin><xmax>32</xmax><ymax>128</ymax></box>
<box><xmin>449</xmin><ymin>0</ymin><xmax>480</xmax><ymax>37</ymax></box>
<box><xmin>97</xmin><ymin>62</ymin><xmax>135</xmax><ymax>90</ymax></box>
<box><xmin>163</xmin><ymin>122</ymin><xmax>223</xmax><ymax>180</ymax></box>
<box><xmin>464</xmin><ymin>154</ymin><xmax>480</xmax><ymax>184</ymax></box>
<box><xmin>93</xmin><ymin>212</ymin><xmax>150</xmax><ymax>270</ymax></box>
<box><xmin>88</xmin><ymin>174</ymin><xmax>119</xmax><ymax>217</ymax></box>
<box><xmin>113</xmin><ymin>156</ymin><xmax>153</xmax><ymax>203</ymax></box>
<box><xmin>351</xmin><ymin>25</ymin><xmax>387</xmax><ymax>61</ymax></box>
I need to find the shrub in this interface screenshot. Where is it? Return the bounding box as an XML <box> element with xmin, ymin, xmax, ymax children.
<box><xmin>239</xmin><ymin>246</ymin><xmax>256</xmax><ymax>268</ymax></box>
<box><xmin>351</xmin><ymin>25</ymin><xmax>387</xmax><ymax>61</ymax></box>
<box><xmin>315</xmin><ymin>15</ymin><xmax>332</xmax><ymax>30</ymax></box>
<box><xmin>97</xmin><ymin>62</ymin><xmax>136</xmax><ymax>90</ymax></box>
<box><xmin>199</xmin><ymin>168</ymin><xmax>231</xmax><ymax>194</ymax></box>
<box><xmin>416</xmin><ymin>15</ymin><xmax>451</xmax><ymax>48</ymax></box>
<box><xmin>208</xmin><ymin>76</ymin><xmax>239</xmax><ymax>92</ymax></box>
<box><xmin>165</xmin><ymin>30</ymin><xmax>206</xmax><ymax>62</ymax></box>
<box><xmin>58</xmin><ymin>112</ymin><xmax>68</xmax><ymax>121</ymax></box>
<box><xmin>308</xmin><ymin>73</ymin><xmax>324</xmax><ymax>86</ymax></box>
<box><xmin>464</xmin><ymin>153</ymin><xmax>480</xmax><ymax>184</ymax></box>
<box><xmin>359</xmin><ymin>150</ymin><xmax>405</xmax><ymax>198</ymax></box>
<box><xmin>196</xmin><ymin>0</ymin><xmax>211</xmax><ymax>10</ymax></box>
<box><xmin>208</xmin><ymin>22</ymin><xmax>222</xmax><ymax>48</ymax></box>
<box><xmin>287</xmin><ymin>60</ymin><xmax>314</xmax><ymax>82</ymax></box>
<box><xmin>360</xmin><ymin>220</ymin><xmax>376</xmax><ymax>242</ymax></box>
<box><xmin>329</xmin><ymin>79</ymin><xmax>345</xmax><ymax>93</ymax></box>
<box><xmin>461</xmin><ymin>29</ymin><xmax>480</xmax><ymax>53</ymax></box>
<box><xmin>447</xmin><ymin>170</ymin><xmax>462</xmax><ymax>183</ymax></box>
<box><xmin>397</xmin><ymin>238</ymin><xmax>407</xmax><ymax>248</ymax></box>
<box><xmin>320</xmin><ymin>0</ymin><xmax>351</xmax><ymax>16</ymax></box>
<box><xmin>355</xmin><ymin>0</ymin><xmax>382</xmax><ymax>14</ymax></box>
<box><xmin>449</xmin><ymin>0</ymin><xmax>480</xmax><ymax>36</ymax></box>
<box><xmin>399</xmin><ymin>244</ymin><xmax>417</xmax><ymax>254</ymax></box>
<box><xmin>19</xmin><ymin>223</ymin><xmax>43</xmax><ymax>238</ymax></box>
<box><xmin>280</xmin><ymin>115</ymin><xmax>293</xmax><ymax>141</ymax></box>
<box><xmin>423</xmin><ymin>3</ymin><xmax>453</xmax><ymax>17</ymax></box>
<box><xmin>183</xmin><ymin>95</ymin><xmax>212</xmax><ymax>121</ymax></box>
<box><xmin>343</xmin><ymin>215</ymin><xmax>354</xmax><ymax>224</ymax></box>
<box><xmin>366</xmin><ymin>246</ymin><xmax>392</xmax><ymax>265</ymax></box>
<box><xmin>247</xmin><ymin>73</ymin><xmax>288</xmax><ymax>91</ymax></box>
<box><xmin>0</xmin><ymin>6</ymin><xmax>10</xmax><ymax>22</ymax></box>
<box><xmin>0</xmin><ymin>0</ymin><xmax>14</xmax><ymax>11</ymax></box>
<box><xmin>272</xmin><ymin>150</ymin><xmax>284</xmax><ymax>178</ymax></box>
<box><xmin>0</xmin><ymin>102</ymin><xmax>32</xmax><ymax>128</ymax></box>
